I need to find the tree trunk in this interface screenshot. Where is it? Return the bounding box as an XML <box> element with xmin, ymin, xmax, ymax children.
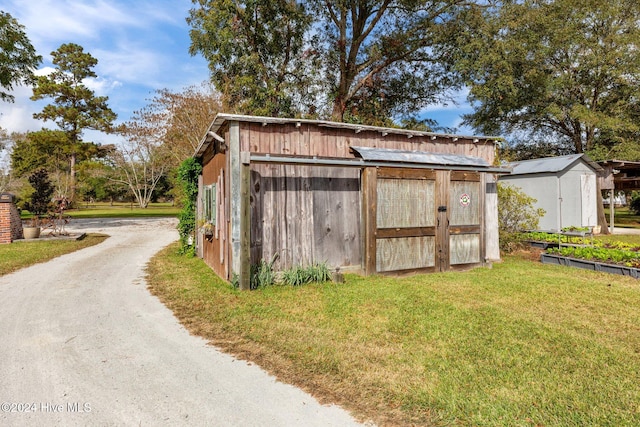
<box><xmin>69</xmin><ymin>152</ymin><xmax>77</xmax><ymax>203</ymax></box>
<box><xmin>331</xmin><ymin>98</ymin><xmax>346</xmax><ymax>122</ymax></box>
<box><xmin>596</xmin><ymin>180</ymin><xmax>610</xmax><ymax>235</ymax></box>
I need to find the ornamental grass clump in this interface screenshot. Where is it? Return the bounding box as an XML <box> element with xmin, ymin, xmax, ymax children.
<box><xmin>281</xmin><ymin>263</ymin><xmax>331</xmax><ymax>286</ymax></box>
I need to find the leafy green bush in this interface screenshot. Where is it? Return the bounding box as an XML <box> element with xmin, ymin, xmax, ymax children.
<box><xmin>629</xmin><ymin>191</ymin><xmax>640</xmax><ymax>215</ymax></box>
<box><xmin>24</xmin><ymin>169</ymin><xmax>54</xmax><ymax>225</ymax></box>
<box><xmin>498</xmin><ymin>183</ymin><xmax>546</xmax><ymax>252</ymax></box>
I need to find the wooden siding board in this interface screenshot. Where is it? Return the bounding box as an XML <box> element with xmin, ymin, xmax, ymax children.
<box><xmin>241</xmin><ymin>120</ymin><xmax>496</xmax><ymax>165</ymax></box>
<box><xmin>377</xmin><ymin>179</ymin><xmax>435</xmax><ymax>228</ymax></box>
<box><xmin>449</xmin><ymin>181</ymin><xmax>481</xmax><ymax>226</ymax></box>
<box><xmin>201</xmin><ymin>152</ymin><xmax>228</xmax><ymax>279</ymax></box>
<box><xmin>312</xmin><ymin>168</ymin><xmax>361</xmax><ymax>268</ymax></box>
<box><xmin>362</xmin><ymin>167</ymin><xmax>377</xmax><ymax>275</ymax></box>
<box><xmin>376</xmin><ymin>236</ymin><xmax>436</xmax><ymax>272</ymax></box>
<box><xmin>251</xmin><ymin>164</ymin><xmax>360</xmax><ymax>271</ymax></box>
<box><xmin>449</xmin><ymin>234</ymin><xmax>480</xmax><ymax>265</ymax></box>
<box><xmin>436</xmin><ymin>170</ymin><xmax>450</xmax><ymax>271</ymax></box>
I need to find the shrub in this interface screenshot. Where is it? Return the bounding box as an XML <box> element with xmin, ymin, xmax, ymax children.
<box><xmin>24</xmin><ymin>169</ymin><xmax>54</xmax><ymax>225</ymax></box>
<box><xmin>498</xmin><ymin>183</ymin><xmax>545</xmax><ymax>252</ymax></box>
<box><xmin>629</xmin><ymin>191</ymin><xmax>640</xmax><ymax>215</ymax></box>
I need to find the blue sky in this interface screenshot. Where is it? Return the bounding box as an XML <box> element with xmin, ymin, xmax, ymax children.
<box><xmin>0</xmin><ymin>0</ymin><xmax>473</xmax><ymax>146</ymax></box>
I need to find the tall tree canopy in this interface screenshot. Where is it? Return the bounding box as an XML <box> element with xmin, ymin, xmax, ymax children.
<box><xmin>457</xmin><ymin>0</ymin><xmax>640</xmax><ymax>156</ymax></box>
<box><xmin>0</xmin><ymin>11</ymin><xmax>41</xmax><ymax>102</ymax></box>
<box><xmin>31</xmin><ymin>43</ymin><xmax>116</xmax><ymax>200</ymax></box>
<box><xmin>188</xmin><ymin>0</ymin><xmax>473</xmax><ymax>124</ymax></box>
<box><xmin>188</xmin><ymin>0</ymin><xmax>312</xmax><ymax>117</ymax></box>
<box><xmin>140</xmin><ymin>83</ymin><xmax>221</xmax><ymax>162</ymax></box>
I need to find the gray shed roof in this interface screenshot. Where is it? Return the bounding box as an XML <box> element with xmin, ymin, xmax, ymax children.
<box><xmin>507</xmin><ymin>154</ymin><xmax>603</xmax><ymax>176</ymax></box>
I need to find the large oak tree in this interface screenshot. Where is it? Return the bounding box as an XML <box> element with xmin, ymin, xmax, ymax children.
<box><xmin>457</xmin><ymin>0</ymin><xmax>640</xmax><ymax>156</ymax></box>
<box><xmin>188</xmin><ymin>0</ymin><xmax>474</xmax><ymax>124</ymax></box>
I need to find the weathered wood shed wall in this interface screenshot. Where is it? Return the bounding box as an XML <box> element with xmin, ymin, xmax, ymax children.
<box><xmin>195</xmin><ymin>114</ymin><xmax>506</xmax><ymax>288</ymax></box>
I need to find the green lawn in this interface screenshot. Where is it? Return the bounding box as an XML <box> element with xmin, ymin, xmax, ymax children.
<box><xmin>605</xmin><ymin>206</ymin><xmax>640</xmax><ymax>229</ymax></box>
<box><xmin>147</xmin><ymin>243</ymin><xmax>640</xmax><ymax>427</ymax></box>
<box><xmin>21</xmin><ymin>202</ymin><xmax>180</xmax><ymax>219</ymax></box>
<box><xmin>0</xmin><ymin>234</ymin><xmax>108</xmax><ymax>276</ymax></box>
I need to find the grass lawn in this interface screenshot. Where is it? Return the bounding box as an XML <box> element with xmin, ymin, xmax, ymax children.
<box><xmin>147</xmin><ymin>242</ymin><xmax>640</xmax><ymax>427</ymax></box>
<box><xmin>0</xmin><ymin>234</ymin><xmax>109</xmax><ymax>276</ymax></box>
<box><xmin>605</xmin><ymin>206</ymin><xmax>640</xmax><ymax>229</ymax></box>
<box><xmin>21</xmin><ymin>202</ymin><xmax>180</xmax><ymax>220</ymax></box>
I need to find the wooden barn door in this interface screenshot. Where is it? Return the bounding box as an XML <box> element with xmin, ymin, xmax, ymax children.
<box><xmin>446</xmin><ymin>171</ymin><xmax>483</xmax><ymax>269</ymax></box>
<box><xmin>374</xmin><ymin>168</ymin><xmax>438</xmax><ymax>274</ymax></box>
<box><xmin>366</xmin><ymin>168</ymin><xmax>483</xmax><ymax>275</ymax></box>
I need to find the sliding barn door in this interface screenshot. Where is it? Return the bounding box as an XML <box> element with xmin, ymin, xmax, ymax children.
<box><xmin>368</xmin><ymin>168</ymin><xmax>484</xmax><ymax>275</ymax></box>
<box><xmin>374</xmin><ymin>168</ymin><xmax>437</xmax><ymax>273</ymax></box>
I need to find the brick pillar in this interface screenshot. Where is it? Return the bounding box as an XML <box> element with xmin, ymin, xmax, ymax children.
<box><xmin>0</xmin><ymin>193</ymin><xmax>23</xmax><ymax>243</ymax></box>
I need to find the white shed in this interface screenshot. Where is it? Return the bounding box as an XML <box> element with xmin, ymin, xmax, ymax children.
<box><xmin>500</xmin><ymin>154</ymin><xmax>603</xmax><ymax>231</ymax></box>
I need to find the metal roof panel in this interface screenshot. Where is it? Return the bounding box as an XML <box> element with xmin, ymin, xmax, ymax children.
<box><xmin>507</xmin><ymin>154</ymin><xmax>603</xmax><ymax>175</ymax></box>
<box><xmin>351</xmin><ymin>146</ymin><xmax>491</xmax><ymax>167</ymax></box>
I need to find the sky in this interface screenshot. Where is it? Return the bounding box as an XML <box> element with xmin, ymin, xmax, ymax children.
<box><xmin>0</xmin><ymin>0</ymin><xmax>474</xmax><ymax>148</ymax></box>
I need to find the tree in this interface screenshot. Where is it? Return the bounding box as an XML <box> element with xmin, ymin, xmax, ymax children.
<box><xmin>10</xmin><ymin>128</ymin><xmax>113</xmax><ymax>198</ymax></box>
<box><xmin>75</xmin><ymin>160</ymin><xmax>127</xmax><ymax>204</ymax></box>
<box><xmin>0</xmin><ymin>11</ymin><xmax>41</xmax><ymax>102</ymax></box>
<box><xmin>0</xmin><ymin>127</ymin><xmax>15</xmax><ymax>192</ymax></box>
<box><xmin>188</xmin><ymin>0</ymin><xmax>474</xmax><ymax>123</ymax></box>
<box><xmin>24</xmin><ymin>169</ymin><xmax>54</xmax><ymax>218</ymax></box>
<box><xmin>458</xmin><ymin>0</ymin><xmax>640</xmax><ymax>154</ymax></box>
<box><xmin>31</xmin><ymin>43</ymin><xmax>116</xmax><ymax>201</ymax></box>
<box><xmin>109</xmin><ymin>115</ymin><xmax>171</xmax><ymax>209</ymax></box>
<box><xmin>312</xmin><ymin>0</ymin><xmax>470</xmax><ymax>123</ymax></box>
<box><xmin>138</xmin><ymin>83</ymin><xmax>221</xmax><ymax>163</ymax></box>
<box><xmin>10</xmin><ymin>129</ymin><xmax>70</xmax><ymax>177</ymax></box>
<box><xmin>188</xmin><ymin>0</ymin><xmax>312</xmax><ymax>117</ymax></box>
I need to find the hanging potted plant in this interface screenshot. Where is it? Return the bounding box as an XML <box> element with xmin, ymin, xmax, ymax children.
<box><xmin>197</xmin><ymin>219</ymin><xmax>215</xmax><ymax>238</ymax></box>
<box><xmin>22</xmin><ymin>169</ymin><xmax>54</xmax><ymax>239</ymax></box>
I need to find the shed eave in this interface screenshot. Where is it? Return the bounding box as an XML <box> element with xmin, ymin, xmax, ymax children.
<box><xmin>194</xmin><ymin>113</ymin><xmax>503</xmax><ymax>159</ymax></box>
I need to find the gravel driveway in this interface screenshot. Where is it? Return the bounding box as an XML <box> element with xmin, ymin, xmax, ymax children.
<box><xmin>0</xmin><ymin>218</ymin><xmax>361</xmax><ymax>426</ymax></box>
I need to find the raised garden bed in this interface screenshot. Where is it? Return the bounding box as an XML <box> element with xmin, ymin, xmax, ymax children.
<box><xmin>527</xmin><ymin>240</ymin><xmax>559</xmax><ymax>250</ymax></box>
<box><xmin>540</xmin><ymin>253</ymin><xmax>640</xmax><ymax>279</ymax></box>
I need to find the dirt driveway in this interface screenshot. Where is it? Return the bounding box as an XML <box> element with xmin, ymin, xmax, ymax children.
<box><xmin>0</xmin><ymin>218</ymin><xmax>361</xmax><ymax>426</ymax></box>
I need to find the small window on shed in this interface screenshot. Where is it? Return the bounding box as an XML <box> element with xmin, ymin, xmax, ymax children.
<box><xmin>203</xmin><ymin>183</ymin><xmax>216</xmax><ymax>225</ymax></box>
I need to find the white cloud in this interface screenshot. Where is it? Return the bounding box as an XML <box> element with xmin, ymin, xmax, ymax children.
<box><xmin>8</xmin><ymin>0</ymin><xmax>140</xmax><ymax>52</ymax></box>
<box><xmin>0</xmin><ymin>85</ymin><xmax>42</xmax><ymax>133</ymax></box>
<box><xmin>83</xmin><ymin>77</ymin><xmax>123</xmax><ymax>96</ymax></box>
<box><xmin>34</xmin><ymin>67</ymin><xmax>55</xmax><ymax>77</ymax></box>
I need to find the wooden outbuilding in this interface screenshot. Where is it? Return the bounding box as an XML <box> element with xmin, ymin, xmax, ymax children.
<box><xmin>194</xmin><ymin>114</ymin><xmax>508</xmax><ymax>289</ymax></box>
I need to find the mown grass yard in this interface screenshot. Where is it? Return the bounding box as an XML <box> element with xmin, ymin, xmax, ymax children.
<box><xmin>21</xmin><ymin>202</ymin><xmax>180</xmax><ymax>220</ymax></box>
<box><xmin>147</xmin><ymin>242</ymin><xmax>640</xmax><ymax>426</ymax></box>
<box><xmin>0</xmin><ymin>234</ymin><xmax>108</xmax><ymax>276</ymax></box>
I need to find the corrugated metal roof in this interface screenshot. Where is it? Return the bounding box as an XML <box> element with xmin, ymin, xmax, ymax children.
<box><xmin>507</xmin><ymin>154</ymin><xmax>603</xmax><ymax>175</ymax></box>
<box><xmin>351</xmin><ymin>146</ymin><xmax>491</xmax><ymax>168</ymax></box>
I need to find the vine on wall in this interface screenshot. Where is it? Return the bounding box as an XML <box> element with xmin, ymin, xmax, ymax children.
<box><xmin>176</xmin><ymin>157</ymin><xmax>202</xmax><ymax>255</ymax></box>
